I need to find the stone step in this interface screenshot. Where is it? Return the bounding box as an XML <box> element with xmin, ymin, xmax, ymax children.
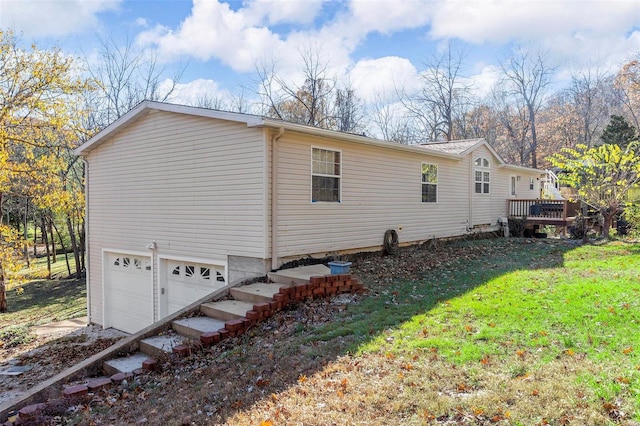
<box><xmin>172</xmin><ymin>316</ymin><xmax>226</xmax><ymax>340</ymax></box>
<box><xmin>103</xmin><ymin>352</ymin><xmax>151</xmax><ymax>376</ymax></box>
<box><xmin>230</xmin><ymin>282</ymin><xmax>289</xmax><ymax>304</ymax></box>
<box><xmin>267</xmin><ymin>264</ymin><xmax>331</xmax><ymax>285</ymax></box>
<box><xmin>200</xmin><ymin>300</ymin><xmax>253</xmax><ymax>321</ymax></box>
<box><xmin>139</xmin><ymin>334</ymin><xmax>186</xmax><ymax>358</ymax></box>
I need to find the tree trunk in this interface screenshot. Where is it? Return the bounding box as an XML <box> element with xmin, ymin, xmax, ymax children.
<box><xmin>602</xmin><ymin>209</ymin><xmax>618</xmax><ymax>239</ymax></box>
<box><xmin>0</xmin><ymin>191</ymin><xmax>6</xmax><ymax>312</ymax></box>
<box><xmin>79</xmin><ymin>220</ymin><xmax>86</xmax><ymax>272</ymax></box>
<box><xmin>23</xmin><ymin>199</ymin><xmax>30</xmax><ymax>267</ymax></box>
<box><xmin>67</xmin><ymin>215</ymin><xmax>81</xmax><ymax>279</ymax></box>
<box><xmin>0</xmin><ymin>262</ymin><xmax>6</xmax><ymax>312</ymax></box>
<box><xmin>42</xmin><ymin>216</ymin><xmax>51</xmax><ymax>279</ymax></box>
<box><xmin>48</xmin><ymin>216</ymin><xmax>56</xmax><ymax>263</ymax></box>
<box><xmin>52</xmin><ymin>221</ymin><xmax>71</xmax><ymax>276</ymax></box>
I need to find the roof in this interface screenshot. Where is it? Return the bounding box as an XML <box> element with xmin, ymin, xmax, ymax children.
<box><xmin>418</xmin><ymin>139</ymin><xmax>486</xmax><ymax>155</ymax></box>
<box><xmin>74</xmin><ymin>101</ymin><xmax>537</xmax><ymax>172</ymax></box>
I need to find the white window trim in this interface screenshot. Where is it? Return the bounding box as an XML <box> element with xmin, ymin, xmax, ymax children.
<box><xmin>311</xmin><ymin>146</ymin><xmax>342</xmax><ymax>203</ymax></box>
<box><xmin>474</xmin><ymin>157</ymin><xmax>491</xmax><ymax>195</ymax></box>
<box><xmin>510</xmin><ymin>175</ymin><xmax>517</xmax><ymax>197</ymax></box>
<box><xmin>421</xmin><ymin>162</ymin><xmax>438</xmax><ymax>203</ymax></box>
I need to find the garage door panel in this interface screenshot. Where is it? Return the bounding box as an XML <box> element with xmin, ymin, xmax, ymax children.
<box><xmin>105</xmin><ymin>253</ymin><xmax>153</xmax><ymax>334</ymax></box>
<box><xmin>163</xmin><ymin>261</ymin><xmax>226</xmax><ymax>317</ymax></box>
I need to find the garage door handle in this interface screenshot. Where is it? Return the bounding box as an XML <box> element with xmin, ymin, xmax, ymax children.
<box><xmin>161</xmin><ymin>288</ymin><xmax>165</xmax><ymax>295</ymax></box>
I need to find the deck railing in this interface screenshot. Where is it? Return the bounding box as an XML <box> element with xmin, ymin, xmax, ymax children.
<box><xmin>508</xmin><ymin>199</ymin><xmax>581</xmax><ymax>219</ymax></box>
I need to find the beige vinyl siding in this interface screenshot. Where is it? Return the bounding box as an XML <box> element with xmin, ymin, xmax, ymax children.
<box><xmin>86</xmin><ymin>110</ymin><xmax>266</xmax><ymax>324</ymax></box>
<box><xmin>273</xmin><ymin>133</ymin><xmax>472</xmax><ymax>257</ymax></box>
<box><xmin>505</xmin><ymin>171</ymin><xmax>541</xmax><ymax>199</ymax></box>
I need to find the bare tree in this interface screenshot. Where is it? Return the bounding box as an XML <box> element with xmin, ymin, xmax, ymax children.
<box><xmin>194</xmin><ymin>93</ymin><xmax>228</xmax><ymax>110</ymax></box>
<box><xmin>569</xmin><ymin>67</ymin><xmax>616</xmax><ymax>147</ymax></box>
<box><xmin>401</xmin><ymin>43</ymin><xmax>474</xmax><ymax>142</ymax></box>
<box><xmin>614</xmin><ymin>56</ymin><xmax>640</xmax><ymax>130</ymax></box>
<box><xmin>254</xmin><ymin>44</ymin><xmax>365</xmax><ymax>133</ymax></box>
<box><xmin>87</xmin><ymin>34</ymin><xmax>185</xmax><ymax>128</ymax></box>
<box><xmin>499</xmin><ymin>48</ymin><xmax>556</xmax><ymax>168</ymax></box>
<box><xmin>490</xmin><ymin>86</ymin><xmax>533</xmax><ymax>165</ymax></box>
<box><xmin>369</xmin><ymin>94</ymin><xmax>416</xmax><ymax>144</ymax></box>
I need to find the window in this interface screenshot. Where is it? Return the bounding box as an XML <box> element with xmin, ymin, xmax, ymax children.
<box><xmin>171</xmin><ymin>266</ymin><xmax>180</xmax><ymax>276</ymax></box>
<box><xmin>511</xmin><ymin>176</ymin><xmax>516</xmax><ymax>196</ymax></box>
<box><xmin>529</xmin><ymin>177</ymin><xmax>535</xmax><ymax>190</ymax></box>
<box><xmin>421</xmin><ymin>163</ymin><xmax>438</xmax><ymax>203</ymax></box>
<box><xmin>185</xmin><ymin>265</ymin><xmax>195</xmax><ymax>278</ymax></box>
<box><xmin>122</xmin><ymin>257</ymin><xmax>131</xmax><ymax>268</ymax></box>
<box><xmin>312</xmin><ymin>147</ymin><xmax>341</xmax><ymax>202</ymax></box>
<box><xmin>474</xmin><ymin>157</ymin><xmax>490</xmax><ymax>194</ymax></box>
<box><xmin>200</xmin><ymin>267</ymin><xmax>210</xmax><ymax>280</ymax></box>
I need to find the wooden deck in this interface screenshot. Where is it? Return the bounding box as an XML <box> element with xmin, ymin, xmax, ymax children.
<box><xmin>508</xmin><ymin>199</ymin><xmax>581</xmax><ymax>227</ymax></box>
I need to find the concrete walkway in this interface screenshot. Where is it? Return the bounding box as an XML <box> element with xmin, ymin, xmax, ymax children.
<box><xmin>31</xmin><ymin>317</ymin><xmax>88</xmax><ymax>337</ymax></box>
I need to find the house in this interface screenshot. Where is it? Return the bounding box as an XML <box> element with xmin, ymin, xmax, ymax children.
<box><xmin>74</xmin><ymin>101</ymin><xmax>543</xmax><ymax>333</ymax></box>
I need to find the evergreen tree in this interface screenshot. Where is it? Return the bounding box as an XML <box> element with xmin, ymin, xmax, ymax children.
<box><xmin>600</xmin><ymin>115</ymin><xmax>637</xmax><ymax>148</ymax></box>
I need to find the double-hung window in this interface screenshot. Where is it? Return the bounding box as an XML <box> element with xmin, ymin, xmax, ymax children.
<box><xmin>474</xmin><ymin>157</ymin><xmax>490</xmax><ymax>194</ymax></box>
<box><xmin>421</xmin><ymin>163</ymin><xmax>438</xmax><ymax>203</ymax></box>
<box><xmin>312</xmin><ymin>147</ymin><xmax>341</xmax><ymax>202</ymax></box>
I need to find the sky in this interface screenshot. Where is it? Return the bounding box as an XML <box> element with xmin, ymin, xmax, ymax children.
<box><xmin>2</xmin><ymin>0</ymin><xmax>640</xmax><ymax>110</ymax></box>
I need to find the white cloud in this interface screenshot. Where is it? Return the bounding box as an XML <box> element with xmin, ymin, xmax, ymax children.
<box><xmin>467</xmin><ymin>65</ymin><xmax>501</xmax><ymax>98</ymax></box>
<box><xmin>429</xmin><ymin>1</ymin><xmax>640</xmax><ymax>44</ymax></box>
<box><xmin>243</xmin><ymin>0</ymin><xmax>326</xmax><ymax>25</ymax></box>
<box><xmin>137</xmin><ymin>0</ymin><xmax>286</xmax><ymax>72</ymax></box>
<box><xmin>349</xmin><ymin>56</ymin><xmax>419</xmax><ymax>103</ymax></box>
<box><xmin>0</xmin><ymin>0</ymin><xmax>120</xmax><ymax>38</ymax></box>
<box><xmin>164</xmin><ymin>78</ymin><xmax>229</xmax><ymax>106</ymax></box>
<box><xmin>348</xmin><ymin>0</ymin><xmax>433</xmax><ymax>34</ymax></box>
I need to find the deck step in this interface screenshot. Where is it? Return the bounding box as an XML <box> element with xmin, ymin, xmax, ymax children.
<box><xmin>103</xmin><ymin>352</ymin><xmax>150</xmax><ymax>376</ymax></box>
<box><xmin>200</xmin><ymin>300</ymin><xmax>253</xmax><ymax>321</ymax></box>
<box><xmin>172</xmin><ymin>316</ymin><xmax>226</xmax><ymax>340</ymax></box>
<box><xmin>139</xmin><ymin>334</ymin><xmax>186</xmax><ymax>357</ymax></box>
<box><xmin>230</xmin><ymin>283</ymin><xmax>289</xmax><ymax>304</ymax></box>
<box><xmin>267</xmin><ymin>264</ymin><xmax>331</xmax><ymax>285</ymax></box>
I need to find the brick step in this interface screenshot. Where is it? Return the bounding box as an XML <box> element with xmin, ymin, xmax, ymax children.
<box><xmin>139</xmin><ymin>334</ymin><xmax>188</xmax><ymax>358</ymax></box>
<box><xmin>103</xmin><ymin>352</ymin><xmax>153</xmax><ymax>376</ymax></box>
<box><xmin>3</xmin><ymin>273</ymin><xmax>367</xmax><ymax>426</ymax></box>
<box><xmin>172</xmin><ymin>316</ymin><xmax>226</xmax><ymax>340</ymax></box>
<box><xmin>230</xmin><ymin>282</ymin><xmax>290</xmax><ymax>304</ymax></box>
<box><xmin>267</xmin><ymin>264</ymin><xmax>330</xmax><ymax>285</ymax></box>
<box><xmin>200</xmin><ymin>300</ymin><xmax>253</xmax><ymax>321</ymax></box>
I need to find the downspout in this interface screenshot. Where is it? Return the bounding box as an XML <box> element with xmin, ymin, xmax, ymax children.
<box><xmin>271</xmin><ymin>127</ymin><xmax>285</xmax><ymax>271</ymax></box>
<box><xmin>468</xmin><ymin>154</ymin><xmax>473</xmax><ymax>232</ymax></box>
<box><xmin>82</xmin><ymin>157</ymin><xmax>91</xmax><ymax>324</ymax></box>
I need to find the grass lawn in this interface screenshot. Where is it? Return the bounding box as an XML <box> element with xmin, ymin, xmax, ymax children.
<box><xmin>0</xmin><ymin>256</ymin><xmax>85</xmax><ymax>346</ymax></box>
<box><xmin>228</xmin><ymin>240</ymin><xmax>640</xmax><ymax>425</ymax></box>
<box><xmin>64</xmin><ymin>238</ymin><xmax>640</xmax><ymax>425</ymax></box>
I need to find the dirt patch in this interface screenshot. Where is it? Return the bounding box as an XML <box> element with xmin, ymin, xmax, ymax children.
<box><xmin>0</xmin><ymin>324</ymin><xmax>127</xmax><ymax>406</ymax></box>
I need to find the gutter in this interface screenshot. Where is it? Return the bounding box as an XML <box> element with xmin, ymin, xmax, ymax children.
<box><xmin>83</xmin><ymin>158</ymin><xmax>91</xmax><ymax>324</ymax></box>
<box><xmin>270</xmin><ymin>127</ymin><xmax>285</xmax><ymax>271</ymax></box>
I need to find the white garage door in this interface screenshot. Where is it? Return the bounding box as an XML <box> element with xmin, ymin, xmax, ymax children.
<box><xmin>161</xmin><ymin>260</ymin><xmax>226</xmax><ymax>317</ymax></box>
<box><xmin>105</xmin><ymin>252</ymin><xmax>153</xmax><ymax>334</ymax></box>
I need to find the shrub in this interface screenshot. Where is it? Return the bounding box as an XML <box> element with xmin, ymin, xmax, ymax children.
<box><xmin>568</xmin><ymin>215</ymin><xmax>589</xmax><ymax>240</ymax></box>
<box><xmin>0</xmin><ymin>325</ymin><xmax>34</xmax><ymax>348</ymax></box>
<box><xmin>621</xmin><ymin>203</ymin><xmax>640</xmax><ymax>237</ymax></box>
<box><xmin>508</xmin><ymin>217</ymin><xmax>527</xmax><ymax>238</ymax></box>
